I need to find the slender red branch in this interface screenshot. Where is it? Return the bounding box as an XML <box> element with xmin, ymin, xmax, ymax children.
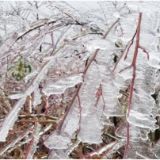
<box><xmin>119</xmin><ymin>65</ymin><xmax>132</xmax><ymax>73</ymax></box>
<box><xmin>118</xmin><ymin>23</ymin><xmax>124</xmax><ymax>37</ymax></box>
<box><xmin>57</xmin><ymin>84</ymin><xmax>81</xmax><ymax>134</ymax></box>
<box><xmin>24</xmin><ymin>120</ymin><xmax>37</xmax><ymax>159</ymax></box>
<box><xmin>95</xmin><ymin>84</ymin><xmax>102</xmax><ymax>107</ymax></box>
<box><xmin>124</xmin><ymin>29</ymin><xmax>137</xmax><ymax>60</ymax></box>
<box><xmin>77</xmin><ymin>94</ymin><xmax>82</xmax><ymax>134</ymax></box>
<box><xmin>139</xmin><ymin>45</ymin><xmax>149</xmax><ymax>60</ymax></box>
<box><xmin>9</xmin><ymin>123</ymin><xmax>28</xmax><ymax>135</ymax></box>
<box><xmin>123</xmin><ymin>122</ymin><xmax>130</xmax><ymax>159</ymax></box>
<box><xmin>81</xmin><ymin>141</ymin><xmax>117</xmax><ymax>159</ymax></box>
<box><xmin>112</xmin><ymin>29</ymin><xmax>137</xmax><ymax>72</ymax></box>
<box><xmin>127</xmin><ymin>13</ymin><xmax>142</xmax><ymax>117</ymax></box>
<box><xmin>84</xmin><ymin>19</ymin><xmax>119</xmax><ymax>75</ymax></box>
<box><xmin>101</xmin><ymin>93</ymin><xmax>106</xmax><ymax>111</ymax></box>
<box><xmin>123</xmin><ymin>12</ymin><xmax>142</xmax><ymax>159</ymax></box>
<box><xmin>94</xmin><ymin>84</ymin><xmax>105</xmax><ymax>110</ymax></box>
<box><xmin>24</xmin><ymin>137</ymin><xmax>34</xmax><ymax>159</ymax></box>
<box><xmin>112</xmin><ymin>45</ymin><xmax>127</xmax><ymax>72</ymax></box>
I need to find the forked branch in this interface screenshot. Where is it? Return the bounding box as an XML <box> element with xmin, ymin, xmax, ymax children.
<box><xmin>57</xmin><ymin>19</ymin><xmax>120</xmax><ymax>134</ymax></box>
<box><xmin>124</xmin><ymin>12</ymin><xmax>142</xmax><ymax>159</ymax></box>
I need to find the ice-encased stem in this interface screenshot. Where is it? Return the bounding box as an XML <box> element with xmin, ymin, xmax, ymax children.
<box><xmin>57</xmin><ymin>18</ymin><xmax>120</xmax><ymax>134</ymax></box>
<box><xmin>124</xmin><ymin>12</ymin><xmax>142</xmax><ymax>159</ymax></box>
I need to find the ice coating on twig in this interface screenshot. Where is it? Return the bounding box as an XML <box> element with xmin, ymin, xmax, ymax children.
<box><xmin>42</xmin><ymin>74</ymin><xmax>83</xmax><ymax>96</ymax></box>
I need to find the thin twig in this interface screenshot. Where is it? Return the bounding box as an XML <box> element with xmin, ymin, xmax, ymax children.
<box><xmin>124</xmin><ymin>12</ymin><xmax>142</xmax><ymax>159</ymax></box>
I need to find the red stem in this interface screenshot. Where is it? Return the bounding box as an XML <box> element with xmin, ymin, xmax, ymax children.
<box><xmin>77</xmin><ymin>94</ymin><xmax>82</xmax><ymax>134</ymax></box>
<box><xmin>138</xmin><ymin>45</ymin><xmax>149</xmax><ymax>60</ymax></box>
<box><xmin>112</xmin><ymin>28</ymin><xmax>137</xmax><ymax>73</ymax></box>
<box><xmin>24</xmin><ymin>120</ymin><xmax>37</xmax><ymax>159</ymax></box>
<box><xmin>123</xmin><ymin>122</ymin><xmax>130</xmax><ymax>159</ymax></box>
<box><xmin>127</xmin><ymin>13</ymin><xmax>142</xmax><ymax>116</ymax></box>
<box><xmin>24</xmin><ymin>137</ymin><xmax>34</xmax><ymax>159</ymax></box>
<box><xmin>119</xmin><ymin>65</ymin><xmax>132</xmax><ymax>73</ymax></box>
<box><xmin>124</xmin><ymin>29</ymin><xmax>137</xmax><ymax>60</ymax></box>
<box><xmin>123</xmin><ymin>12</ymin><xmax>142</xmax><ymax>159</ymax></box>
<box><xmin>81</xmin><ymin>141</ymin><xmax>117</xmax><ymax>159</ymax></box>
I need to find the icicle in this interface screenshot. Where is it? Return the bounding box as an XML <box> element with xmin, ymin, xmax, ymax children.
<box><xmin>33</xmin><ymin>88</ymin><xmax>42</xmax><ymax>107</ymax></box>
<box><xmin>48</xmin><ymin>149</ymin><xmax>69</xmax><ymax>159</ymax></box>
<box><xmin>44</xmin><ymin>131</ymin><xmax>71</xmax><ymax>149</ymax></box>
<box><xmin>42</xmin><ymin>74</ymin><xmax>83</xmax><ymax>96</ymax></box>
<box><xmin>8</xmin><ymin>93</ymin><xmax>26</xmax><ymax>100</ymax></box>
<box><xmin>26</xmin><ymin>123</ymin><xmax>41</xmax><ymax>159</ymax></box>
<box><xmin>85</xmin><ymin>39</ymin><xmax>112</xmax><ymax>52</ymax></box>
<box><xmin>0</xmin><ymin>98</ymin><xmax>26</xmax><ymax>142</ymax></box>
<box><xmin>152</xmin><ymin>139</ymin><xmax>160</xmax><ymax>158</ymax></box>
<box><xmin>0</xmin><ymin>129</ymin><xmax>30</xmax><ymax>155</ymax></box>
<box><xmin>24</xmin><ymin>70</ymin><xmax>39</xmax><ymax>83</ymax></box>
<box><xmin>78</xmin><ymin>113</ymin><xmax>103</xmax><ymax>143</ymax></box>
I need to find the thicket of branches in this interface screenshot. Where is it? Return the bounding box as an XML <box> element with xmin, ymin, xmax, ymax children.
<box><xmin>1</xmin><ymin>1</ymin><xmax>160</xmax><ymax>159</ymax></box>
